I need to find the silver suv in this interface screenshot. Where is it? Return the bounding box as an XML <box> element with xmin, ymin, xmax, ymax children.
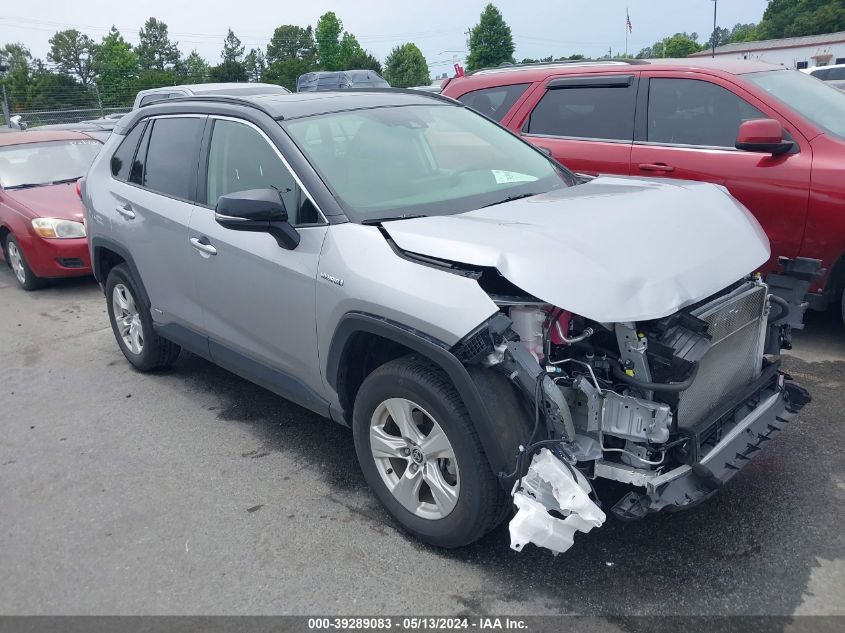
<box><xmin>82</xmin><ymin>91</ymin><xmax>811</xmax><ymax>555</ymax></box>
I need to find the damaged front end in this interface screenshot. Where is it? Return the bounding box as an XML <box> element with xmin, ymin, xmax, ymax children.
<box><xmin>452</xmin><ymin>263</ymin><xmax>818</xmax><ymax>556</ymax></box>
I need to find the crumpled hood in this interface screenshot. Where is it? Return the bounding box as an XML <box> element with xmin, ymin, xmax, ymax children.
<box><xmin>6</xmin><ymin>182</ymin><xmax>85</xmax><ymax>222</ymax></box>
<box><xmin>382</xmin><ymin>176</ymin><xmax>770</xmax><ymax>323</ymax></box>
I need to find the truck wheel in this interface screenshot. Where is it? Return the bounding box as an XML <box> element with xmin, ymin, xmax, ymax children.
<box><xmin>105</xmin><ymin>264</ymin><xmax>181</xmax><ymax>371</ymax></box>
<box><xmin>352</xmin><ymin>355</ymin><xmax>507</xmax><ymax>548</ymax></box>
<box><xmin>5</xmin><ymin>235</ymin><xmax>45</xmax><ymax>291</ymax></box>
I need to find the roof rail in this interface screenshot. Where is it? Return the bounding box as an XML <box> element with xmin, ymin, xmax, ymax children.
<box><xmin>468</xmin><ymin>58</ymin><xmax>650</xmax><ymax>76</ymax></box>
<box><xmin>149</xmin><ymin>95</ymin><xmax>277</xmax><ymax>117</ymax></box>
<box><xmin>339</xmin><ymin>87</ymin><xmax>461</xmax><ymax>106</ymax></box>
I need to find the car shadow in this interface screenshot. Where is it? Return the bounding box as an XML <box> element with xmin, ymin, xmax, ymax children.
<box><xmin>166</xmin><ymin>346</ymin><xmax>842</xmax><ymax>619</ymax></box>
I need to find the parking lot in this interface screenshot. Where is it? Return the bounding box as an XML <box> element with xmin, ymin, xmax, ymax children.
<box><xmin>1</xmin><ymin>264</ymin><xmax>843</xmax><ymax>618</ymax></box>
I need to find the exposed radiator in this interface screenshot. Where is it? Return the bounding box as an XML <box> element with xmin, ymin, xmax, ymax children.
<box><xmin>677</xmin><ymin>282</ymin><xmax>768</xmax><ymax>427</ymax></box>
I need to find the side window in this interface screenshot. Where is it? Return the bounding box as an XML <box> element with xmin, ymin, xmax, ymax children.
<box><xmin>141</xmin><ymin>117</ymin><xmax>205</xmax><ymax>199</ymax></box>
<box><xmin>647</xmin><ymin>78</ymin><xmax>766</xmax><ymax>148</ymax></box>
<box><xmin>205</xmin><ymin>119</ymin><xmax>315</xmax><ymax>225</ymax></box>
<box><xmin>458</xmin><ymin>83</ymin><xmax>530</xmax><ymax>122</ymax></box>
<box><xmin>110</xmin><ymin>120</ymin><xmax>146</xmax><ymax>180</ymax></box>
<box><xmin>525</xmin><ymin>84</ymin><xmax>636</xmax><ymax>141</ymax></box>
<box><xmin>810</xmin><ymin>68</ymin><xmax>829</xmax><ymax>79</ymax></box>
<box><xmin>129</xmin><ymin>121</ymin><xmax>152</xmax><ymax>185</ymax></box>
<box><xmin>826</xmin><ymin>67</ymin><xmax>845</xmax><ymax>80</ymax></box>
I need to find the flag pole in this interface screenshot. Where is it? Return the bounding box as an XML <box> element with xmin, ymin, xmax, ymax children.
<box><xmin>625</xmin><ymin>8</ymin><xmax>628</xmax><ymax>57</ymax></box>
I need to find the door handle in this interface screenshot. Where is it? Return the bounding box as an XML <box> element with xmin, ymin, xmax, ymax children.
<box><xmin>115</xmin><ymin>203</ymin><xmax>135</xmax><ymax>219</ymax></box>
<box><xmin>189</xmin><ymin>237</ymin><xmax>217</xmax><ymax>256</ymax></box>
<box><xmin>638</xmin><ymin>163</ymin><xmax>675</xmax><ymax>173</ymax></box>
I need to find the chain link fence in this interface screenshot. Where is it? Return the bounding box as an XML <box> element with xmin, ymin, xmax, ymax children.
<box><xmin>1</xmin><ymin>81</ymin><xmax>133</xmax><ymax>129</ymax></box>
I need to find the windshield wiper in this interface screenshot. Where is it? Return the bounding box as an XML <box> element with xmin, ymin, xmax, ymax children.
<box><xmin>361</xmin><ymin>214</ymin><xmax>427</xmax><ymax>225</ymax></box>
<box><xmin>5</xmin><ymin>183</ymin><xmax>44</xmax><ymax>190</ymax></box>
<box><xmin>51</xmin><ymin>177</ymin><xmax>81</xmax><ymax>185</ymax></box>
<box><xmin>483</xmin><ymin>192</ymin><xmax>540</xmax><ymax>208</ymax></box>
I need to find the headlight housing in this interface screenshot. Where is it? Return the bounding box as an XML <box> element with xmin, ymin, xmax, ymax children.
<box><xmin>31</xmin><ymin>218</ymin><xmax>86</xmax><ymax>239</ymax></box>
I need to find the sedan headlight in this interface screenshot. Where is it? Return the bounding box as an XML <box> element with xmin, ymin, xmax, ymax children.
<box><xmin>31</xmin><ymin>218</ymin><xmax>86</xmax><ymax>239</ymax></box>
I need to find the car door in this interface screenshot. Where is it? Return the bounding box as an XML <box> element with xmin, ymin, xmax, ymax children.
<box><xmin>107</xmin><ymin>114</ymin><xmax>207</xmax><ymax>331</ymax></box>
<box><xmin>189</xmin><ymin>116</ymin><xmax>328</xmax><ymax>399</ymax></box>
<box><xmin>630</xmin><ymin>73</ymin><xmax>812</xmax><ymax>263</ymax></box>
<box><xmin>516</xmin><ymin>74</ymin><xmax>638</xmax><ymax>176</ymax></box>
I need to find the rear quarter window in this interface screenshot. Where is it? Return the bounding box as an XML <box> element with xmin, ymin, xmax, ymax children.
<box><xmin>457</xmin><ymin>83</ymin><xmax>530</xmax><ymax>122</ymax></box>
<box><xmin>110</xmin><ymin>121</ymin><xmax>147</xmax><ymax>180</ymax></box>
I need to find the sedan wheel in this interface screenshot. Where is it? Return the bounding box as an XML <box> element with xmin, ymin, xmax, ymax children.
<box><xmin>369</xmin><ymin>397</ymin><xmax>460</xmax><ymax>520</ymax></box>
<box><xmin>6</xmin><ymin>240</ymin><xmax>27</xmax><ymax>286</ymax></box>
<box><xmin>112</xmin><ymin>283</ymin><xmax>144</xmax><ymax>355</ymax></box>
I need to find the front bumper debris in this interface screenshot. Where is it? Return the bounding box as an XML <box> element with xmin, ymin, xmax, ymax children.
<box><xmin>609</xmin><ymin>373</ymin><xmax>809</xmax><ymax>520</ymax></box>
<box><xmin>509</xmin><ymin>449</ymin><xmax>605</xmax><ymax>555</ymax></box>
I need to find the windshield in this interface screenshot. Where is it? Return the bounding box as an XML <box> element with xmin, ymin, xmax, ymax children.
<box><xmin>284</xmin><ymin>104</ymin><xmax>575</xmax><ymax>222</ymax></box>
<box><xmin>0</xmin><ymin>139</ymin><xmax>101</xmax><ymax>189</ymax></box>
<box><xmin>746</xmin><ymin>69</ymin><xmax>845</xmax><ymax>139</ymax></box>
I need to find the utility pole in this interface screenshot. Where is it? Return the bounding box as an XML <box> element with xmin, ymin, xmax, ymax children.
<box><xmin>1</xmin><ymin>84</ymin><xmax>10</xmax><ymax>128</ymax></box>
<box><xmin>712</xmin><ymin>0</ymin><xmax>718</xmax><ymax>58</ymax></box>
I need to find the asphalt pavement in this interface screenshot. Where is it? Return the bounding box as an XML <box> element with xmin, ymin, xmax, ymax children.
<box><xmin>1</xmin><ymin>266</ymin><xmax>843</xmax><ymax>619</ymax></box>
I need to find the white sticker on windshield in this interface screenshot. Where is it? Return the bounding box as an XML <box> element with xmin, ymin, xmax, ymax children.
<box><xmin>491</xmin><ymin>170</ymin><xmax>538</xmax><ymax>184</ymax></box>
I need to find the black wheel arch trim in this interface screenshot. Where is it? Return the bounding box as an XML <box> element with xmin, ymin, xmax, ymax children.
<box><xmin>90</xmin><ymin>236</ymin><xmax>151</xmax><ymax>306</ymax></box>
<box><xmin>326</xmin><ymin>311</ymin><xmax>513</xmax><ymax>475</ymax></box>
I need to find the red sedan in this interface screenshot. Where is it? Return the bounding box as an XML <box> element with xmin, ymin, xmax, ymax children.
<box><xmin>0</xmin><ymin>130</ymin><xmax>101</xmax><ymax>290</ymax></box>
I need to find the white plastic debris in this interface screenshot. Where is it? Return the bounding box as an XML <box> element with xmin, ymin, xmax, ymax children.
<box><xmin>509</xmin><ymin>448</ymin><xmax>606</xmax><ymax>555</ymax></box>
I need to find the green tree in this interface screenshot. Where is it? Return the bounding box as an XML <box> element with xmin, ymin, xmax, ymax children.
<box><xmin>466</xmin><ymin>3</ymin><xmax>515</xmax><ymax>72</ymax></box>
<box><xmin>266</xmin><ymin>25</ymin><xmax>316</xmax><ymax>65</ymax></box>
<box><xmin>264</xmin><ymin>58</ymin><xmax>313</xmax><ymax>91</ymax></box>
<box><xmin>757</xmin><ymin>0</ymin><xmax>845</xmax><ymax>39</ymax></box>
<box><xmin>183</xmin><ymin>50</ymin><xmax>210</xmax><ymax>83</ymax></box>
<box><xmin>343</xmin><ymin>50</ymin><xmax>383</xmax><ymax>74</ymax></box>
<box><xmin>637</xmin><ymin>32</ymin><xmax>703</xmax><ymax>58</ymax></box>
<box><xmin>48</xmin><ymin>29</ymin><xmax>97</xmax><ymax>86</ymax></box>
<box><xmin>729</xmin><ymin>23</ymin><xmax>758</xmax><ymax>42</ymax></box>
<box><xmin>244</xmin><ymin>48</ymin><xmax>265</xmax><ymax>82</ymax></box>
<box><xmin>338</xmin><ymin>32</ymin><xmax>363</xmax><ymax>66</ymax></box>
<box><xmin>92</xmin><ymin>27</ymin><xmax>138</xmax><ymax>107</ymax></box>
<box><xmin>0</xmin><ymin>43</ymin><xmax>34</xmax><ymax>109</ymax></box>
<box><xmin>136</xmin><ymin>17</ymin><xmax>181</xmax><ymax>71</ymax></box>
<box><xmin>315</xmin><ymin>11</ymin><xmax>343</xmax><ymax>70</ymax></box>
<box><xmin>384</xmin><ymin>42</ymin><xmax>429</xmax><ymax>88</ymax></box>
<box><xmin>209</xmin><ymin>29</ymin><xmax>247</xmax><ymax>82</ymax></box>
<box><xmin>29</xmin><ymin>66</ymin><xmax>94</xmax><ymax>110</ymax></box>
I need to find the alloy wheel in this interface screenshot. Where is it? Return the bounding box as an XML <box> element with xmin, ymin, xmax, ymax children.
<box><xmin>7</xmin><ymin>241</ymin><xmax>26</xmax><ymax>285</ymax></box>
<box><xmin>369</xmin><ymin>397</ymin><xmax>460</xmax><ymax>520</ymax></box>
<box><xmin>112</xmin><ymin>283</ymin><xmax>144</xmax><ymax>354</ymax></box>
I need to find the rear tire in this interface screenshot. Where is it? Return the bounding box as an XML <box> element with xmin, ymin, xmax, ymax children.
<box><xmin>5</xmin><ymin>235</ymin><xmax>46</xmax><ymax>291</ymax></box>
<box><xmin>105</xmin><ymin>264</ymin><xmax>181</xmax><ymax>371</ymax></box>
<box><xmin>352</xmin><ymin>355</ymin><xmax>507</xmax><ymax>548</ymax></box>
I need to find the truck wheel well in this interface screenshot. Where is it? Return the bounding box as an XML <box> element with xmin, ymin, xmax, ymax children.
<box><xmin>336</xmin><ymin>332</ymin><xmax>416</xmax><ymax>424</ymax></box>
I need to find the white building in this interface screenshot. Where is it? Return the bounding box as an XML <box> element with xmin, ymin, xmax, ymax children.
<box><xmin>689</xmin><ymin>31</ymin><xmax>845</xmax><ymax>70</ymax></box>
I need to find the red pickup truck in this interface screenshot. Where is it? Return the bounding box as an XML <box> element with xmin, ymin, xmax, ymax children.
<box><xmin>442</xmin><ymin>58</ymin><xmax>845</xmax><ymax>324</ymax></box>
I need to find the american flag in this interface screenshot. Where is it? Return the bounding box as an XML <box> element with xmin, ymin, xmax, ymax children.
<box><xmin>626</xmin><ymin>9</ymin><xmax>633</xmax><ymax>33</ymax></box>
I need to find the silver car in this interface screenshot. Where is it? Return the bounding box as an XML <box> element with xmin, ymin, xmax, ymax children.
<box><xmin>82</xmin><ymin>90</ymin><xmax>811</xmax><ymax>554</ymax></box>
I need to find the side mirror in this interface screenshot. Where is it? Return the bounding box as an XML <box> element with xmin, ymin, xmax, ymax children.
<box><xmin>214</xmin><ymin>187</ymin><xmax>300</xmax><ymax>250</ymax></box>
<box><xmin>736</xmin><ymin>119</ymin><xmax>794</xmax><ymax>155</ymax></box>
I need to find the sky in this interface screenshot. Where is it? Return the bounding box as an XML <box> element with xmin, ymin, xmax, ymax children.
<box><xmin>1</xmin><ymin>0</ymin><xmax>769</xmax><ymax>76</ymax></box>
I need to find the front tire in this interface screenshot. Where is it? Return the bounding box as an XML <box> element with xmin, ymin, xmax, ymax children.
<box><xmin>352</xmin><ymin>356</ymin><xmax>507</xmax><ymax>548</ymax></box>
<box><xmin>105</xmin><ymin>264</ymin><xmax>181</xmax><ymax>371</ymax></box>
<box><xmin>5</xmin><ymin>235</ymin><xmax>45</xmax><ymax>291</ymax></box>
